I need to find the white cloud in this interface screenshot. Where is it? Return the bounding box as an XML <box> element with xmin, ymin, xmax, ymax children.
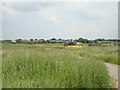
<box><xmin>2</xmin><ymin>2</ymin><xmax>117</xmax><ymax>40</ymax></box>
<box><xmin>39</xmin><ymin>7</ymin><xmax>58</xmax><ymax>23</ymax></box>
<box><xmin>2</xmin><ymin>6</ymin><xmax>17</xmax><ymax>15</ymax></box>
<box><xmin>1</xmin><ymin>1</ymin><xmax>17</xmax><ymax>15</ymax></box>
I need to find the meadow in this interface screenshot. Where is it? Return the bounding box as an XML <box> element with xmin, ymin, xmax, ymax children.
<box><xmin>2</xmin><ymin>44</ymin><xmax>118</xmax><ymax>88</ymax></box>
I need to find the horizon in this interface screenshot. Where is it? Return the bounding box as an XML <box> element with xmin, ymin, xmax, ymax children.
<box><xmin>1</xmin><ymin>37</ymin><xmax>119</xmax><ymax>41</ymax></box>
<box><xmin>2</xmin><ymin>2</ymin><xmax>118</xmax><ymax>40</ymax></box>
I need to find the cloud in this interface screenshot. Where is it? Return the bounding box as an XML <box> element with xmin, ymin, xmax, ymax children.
<box><xmin>39</xmin><ymin>7</ymin><xmax>58</xmax><ymax>23</ymax></box>
<box><xmin>2</xmin><ymin>2</ymin><xmax>117</xmax><ymax>40</ymax></box>
<box><xmin>2</xmin><ymin>2</ymin><xmax>59</xmax><ymax>23</ymax></box>
<box><xmin>63</xmin><ymin>2</ymin><xmax>117</xmax><ymax>22</ymax></box>
<box><xmin>2</xmin><ymin>6</ymin><xmax>17</xmax><ymax>15</ymax></box>
<box><xmin>1</xmin><ymin>1</ymin><xmax>17</xmax><ymax>16</ymax></box>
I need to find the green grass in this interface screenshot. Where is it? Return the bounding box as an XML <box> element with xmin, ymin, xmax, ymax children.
<box><xmin>2</xmin><ymin>44</ymin><xmax>117</xmax><ymax>88</ymax></box>
<box><xmin>66</xmin><ymin>45</ymin><xmax>118</xmax><ymax>65</ymax></box>
<box><xmin>81</xmin><ymin>46</ymin><xmax>118</xmax><ymax>65</ymax></box>
<box><xmin>0</xmin><ymin>44</ymin><xmax>2</xmax><ymax>89</ymax></box>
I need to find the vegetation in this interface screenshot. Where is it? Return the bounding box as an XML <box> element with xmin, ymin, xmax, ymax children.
<box><xmin>0</xmin><ymin>44</ymin><xmax>2</xmax><ymax>89</ymax></box>
<box><xmin>1</xmin><ymin>38</ymin><xmax>119</xmax><ymax>44</ymax></box>
<box><xmin>71</xmin><ymin>45</ymin><xmax>118</xmax><ymax>65</ymax></box>
<box><xmin>2</xmin><ymin>44</ymin><xmax>118</xmax><ymax>88</ymax></box>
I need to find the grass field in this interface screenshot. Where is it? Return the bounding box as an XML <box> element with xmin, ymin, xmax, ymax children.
<box><xmin>2</xmin><ymin>44</ymin><xmax>118</xmax><ymax>88</ymax></box>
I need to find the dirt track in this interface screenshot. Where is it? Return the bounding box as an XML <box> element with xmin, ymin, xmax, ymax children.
<box><xmin>105</xmin><ymin>63</ymin><xmax>119</xmax><ymax>88</ymax></box>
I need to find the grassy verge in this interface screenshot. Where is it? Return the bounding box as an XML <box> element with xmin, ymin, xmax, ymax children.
<box><xmin>66</xmin><ymin>45</ymin><xmax>118</xmax><ymax>65</ymax></box>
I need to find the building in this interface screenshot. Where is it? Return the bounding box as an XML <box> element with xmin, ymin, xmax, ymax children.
<box><xmin>21</xmin><ymin>40</ymin><xmax>28</xmax><ymax>43</ymax></box>
<box><xmin>95</xmin><ymin>41</ymin><xmax>114</xmax><ymax>44</ymax></box>
<box><xmin>76</xmin><ymin>42</ymin><xmax>84</xmax><ymax>45</ymax></box>
<box><xmin>64</xmin><ymin>39</ymin><xmax>77</xmax><ymax>45</ymax></box>
<box><xmin>39</xmin><ymin>39</ymin><xmax>45</xmax><ymax>43</ymax></box>
<box><xmin>12</xmin><ymin>40</ymin><xmax>16</xmax><ymax>43</ymax></box>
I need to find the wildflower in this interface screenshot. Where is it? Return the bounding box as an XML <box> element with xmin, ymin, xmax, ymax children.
<box><xmin>68</xmin><ymin>46</ymin><xmax>82</xmax><ymax>48</ymax></box>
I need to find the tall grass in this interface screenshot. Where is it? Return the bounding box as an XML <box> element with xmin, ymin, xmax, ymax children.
<box><xmin>2</xmin><ymin>44</ymin><xmax>111</xmax><ymax>88</ymax></box>
<box><xmin>67</xmin><ymin>45</ymin><xmax>118</xmax><ymax>65</ymax></box>
<box><xmin>0</xmin><ymin>44</ymin><xmax>2</xmax><ymax>89</ymax></box>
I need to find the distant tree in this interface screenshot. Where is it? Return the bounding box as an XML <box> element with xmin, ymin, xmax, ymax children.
<box><xmin>30</xmin><ymin>39</ymin><xmax>33</xmax><ymax>42</ymax></box>
<box><xmin>94</xmin><ymin>38</ymin><xmax>106</xmax><ymax>42</ymax></box>
<box><xmin>2</xmin><ymin>40</ymin><xmax>12</xmax><ymax>43</ymax></box>
<box><xmin>51</xmin><ymin>38</ymin><xmax>56</xmax><ymax>40</ymax></box>
<box><xmin>107</xmin><ymin>39</ymin><xmax>119</xmax><ymax>42</ymax></box>
<box><xmin>76</xmin><ymin>38</ymin><xmax>89</xmax><ymax>43</ymax></box>
<box><xmin>43</xmin><ymin>39</ymin><xmax>46</xmax><ymax>43</ymax></box>
<box><xmin>88</xmin><ymin>40</ymin><xmax>93</xmax><ymax>43</ymax></box>
<box><xmin>16</xmin><ymin>39</ymin><xmax>22</xmax><ymax>43</ymax></box>
<box><xmin>116</xmin><ymin>39</ymin><xmax>119</xmax><ymax>42</ymax></box>
<box><xmin>58</xmin><ymin>38</ymin><xmax>62</xmax><ymax>40</ymax></box>
<box><xmin>74</xmin><ymin>39</ymin><xmax>78</xmax><ymax>42</ymax></box>
<box><xmin>46</xmin><ymin>40</ymin><xmax>50</xmax><ymax>43</ymax></box>
<box><xmin>39</xmin><ymin>39</ymin><xmax>45</xmax><ymax>43</ymax></box>
<box><xmin>101</xmin><ymin>38</ymin><xmax>106</xmax><ymax>41</ymax></box>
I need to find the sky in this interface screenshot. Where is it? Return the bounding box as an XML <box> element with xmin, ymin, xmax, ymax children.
<box><xmin>1</xmin><ymin>2</ymin><xmax>118</xmax><ymax>40</ymax></box>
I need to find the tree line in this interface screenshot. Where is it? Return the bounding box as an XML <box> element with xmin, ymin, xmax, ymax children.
<box><xmin>1</xmin><ymin>38</ymin><xmax>120</xmax><ymax>44</ymax></box>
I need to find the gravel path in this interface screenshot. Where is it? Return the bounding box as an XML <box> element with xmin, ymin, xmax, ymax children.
<box><xmin>105</xmin><ymin>63</ymin><xmax>119</xmax><ymax>88</ymax></box>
